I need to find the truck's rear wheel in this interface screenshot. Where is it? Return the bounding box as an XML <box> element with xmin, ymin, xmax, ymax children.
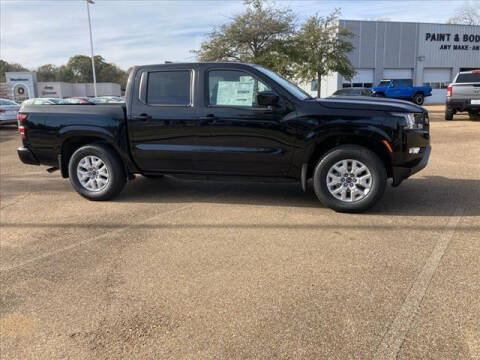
<box><xmin>69</xmin><ymin>144</ymin><xmax>126</xmax><ymax>201</ymax></box>
<box><xmin>445</xmin><ymin>109</ymin><xmax>454</xmax><ymax>121</ymax></box>
<box><xmin>413</xmin><ymin>93</ymin><xmax>424</xmax><ymax>105</ymax></box>
<box><xmin>313</xmin><ymin>145</ymin><xmax>387</xmax><ymax>213</ymax></box>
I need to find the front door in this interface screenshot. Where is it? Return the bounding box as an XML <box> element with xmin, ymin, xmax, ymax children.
<box><xmin>195</xmin><ymin>68</ymin><xmax>296</xmax><ymax>176</ymax></box>
<box><xmin>129</xmin><ymin>68</ymin><xmax>198</xmax><ymax>172</ymax></box>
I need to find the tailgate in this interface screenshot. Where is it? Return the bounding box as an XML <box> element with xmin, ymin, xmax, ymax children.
<box><xmin>451</xmin><ymin>83</ymin><xmax>480</xmax><ymax>100</ymax></box>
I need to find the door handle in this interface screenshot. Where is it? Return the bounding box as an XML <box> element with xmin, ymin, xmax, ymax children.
<box><xmin>133</xmin><ymin>114</ymin><xmax>152</xmax><ymax>121</ymax></box>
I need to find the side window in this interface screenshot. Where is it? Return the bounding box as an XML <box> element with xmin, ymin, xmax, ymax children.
<box><xmin>208</xmin><ymin>70</ymin><xmax>271</xmax><ymax>107</ymax></box>
<box><xmin>147</xmin><ymin>70</ymin><xmax>191</xmax><ymax>105</ymax></box>
<box><xmin>400</xmin><ymin>79</ymin><xmax>412</xmax><ymax>87</ymax></box>
<box><xmin>391</xmin><ymin>80</ymin><xmax>399</xmax><ymax>88</ymax></box>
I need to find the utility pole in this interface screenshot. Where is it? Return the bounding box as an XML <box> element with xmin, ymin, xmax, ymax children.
<box><xmin>86</xmin><ymin>0</ymin><xmax>97</xmax><ymax>97</ymax></box>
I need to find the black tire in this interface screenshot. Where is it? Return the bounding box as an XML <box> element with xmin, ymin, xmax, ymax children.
<box><xmin>313</xmin><ymin>145</ymin><xmax>387</xmax><ymax>213</ymax></box>
<box><xmin>445</xmin><ymin>109</ymin><xmax>454</xmax><ymax>121</ymax></box>
<box><xmin>413</xmin><ymin>93</ymin><xmax>424</xmax><ymax>105</ymax></box>
<box><xmin>373</xmin><ymin>92</ymin><xmax>385</xmax><ymax>97</ymax></box>
<box><xmin>68</xmin><ymin>144</ymin><xmax>126</xmax><ymax>201</ymax></box>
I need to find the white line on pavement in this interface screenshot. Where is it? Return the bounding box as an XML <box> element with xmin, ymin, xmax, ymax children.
<box><xmin>373</xmin><ymin>207</ymin><xmax>465</xmax><ymax>360</ymax></box>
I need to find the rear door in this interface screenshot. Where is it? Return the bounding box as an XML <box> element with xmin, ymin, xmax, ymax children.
<box><xmin>194</xmin><ymin>67</ymin><xmax>296</xmax><ymax>176</ymax></box>
<box><xmin>128</xmin><ymin>66</ymin><xmax>199</xmax><ymax>172</ymax></box>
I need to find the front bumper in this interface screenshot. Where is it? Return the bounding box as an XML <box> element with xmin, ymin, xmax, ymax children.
<box><xmin>17</xmin><ymin>146</ymin><xmax>40</xmax><ymax>165</ymax></box>
<box><xmin>392</xmin><ymin>145</ymin><xmax>431</xmax><ymax>186</ymax></box>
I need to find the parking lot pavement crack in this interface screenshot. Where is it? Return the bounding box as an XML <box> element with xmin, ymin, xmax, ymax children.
<box><xmin>372</xmin><ymin>207</ymin><xmax>465</xmax><ymax>360</ymax></box>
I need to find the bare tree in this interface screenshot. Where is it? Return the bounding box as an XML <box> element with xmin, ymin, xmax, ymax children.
<box><xmin>447</xmin><ymin>3</ymin><xmax>480</xmax><ymax>25</ymax></box>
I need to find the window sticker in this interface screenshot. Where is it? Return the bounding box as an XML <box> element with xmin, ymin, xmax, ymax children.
<box><xmin>216</xmin><ymin>80</ymin><xmax>255</xmax><ymax>106</ymax></box>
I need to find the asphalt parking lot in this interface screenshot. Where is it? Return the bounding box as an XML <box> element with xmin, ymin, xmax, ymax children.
<box><xmin>1</xmin><ymin>105</ymin><xmax>479</xmax><ymax>360</ymax></box>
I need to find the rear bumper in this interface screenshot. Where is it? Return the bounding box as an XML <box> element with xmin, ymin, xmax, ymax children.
<box><xmin>392</xmin><ymin>146</ymin><xmax>431</xmax><ymax>186</ymax></box>
<box><xmin>447</xmin><ymin>99</ymin><xmax>480</xmax><ymax>112</ymax></box>
<box><xmin>17</xmin><ymin>146</ymin><xmax>40</xmax><ymax>165</ymax></box>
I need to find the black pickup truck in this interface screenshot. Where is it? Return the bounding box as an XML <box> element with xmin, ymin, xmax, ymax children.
<box><xmin>17</xmin><ymin>62</ymin><xmax>430</xmax><ymax>212</ymax></box>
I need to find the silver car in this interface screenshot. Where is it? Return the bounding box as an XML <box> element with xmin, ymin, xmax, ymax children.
<box><xmin>446</xmin><ymin>70</ymin><xmax>480</xmax><ymax>120</ymax></box>
<box><xmin>0</xmin><ymin>98</ymin><xmax>20</xmax><ymax>125</ymax></box>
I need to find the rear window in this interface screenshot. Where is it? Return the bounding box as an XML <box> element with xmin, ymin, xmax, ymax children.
<box><xmin>456</xmin><ymin>73</ymin><xmax>480</xmax><ymax>83</ymax></box>
<box><xmin>147</xmin><ymin>70</ymin><xmax>191</xmax><ymax>105</ymax></box>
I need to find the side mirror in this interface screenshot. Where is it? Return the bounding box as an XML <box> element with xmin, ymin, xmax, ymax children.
<box><xmin>257</xmin><ymin>91</ymin><xmax>279</xmax><ymax>107</ymax></box>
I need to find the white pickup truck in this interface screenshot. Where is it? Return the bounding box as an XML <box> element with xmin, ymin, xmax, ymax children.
<box><xmin>446</xmin><ymin>70</ymin><xmax>480</xmax><ymax>121</ymax></box>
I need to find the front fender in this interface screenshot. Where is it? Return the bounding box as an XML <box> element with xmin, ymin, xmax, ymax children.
<box><xmin>301</xmin><ymin>125</ymin><xmax>394</xmax><ymax>165</ymax></box>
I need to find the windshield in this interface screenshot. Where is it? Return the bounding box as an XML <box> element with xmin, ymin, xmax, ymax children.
<box><xmin>378</xmin><ymin>80</ymin><xmax>390</xmax><ymax>87</ymax></box>
<box><xmin>254</xmin><ymin>66</ymin><xmax>312</xmax><ymax>100</ymax></box>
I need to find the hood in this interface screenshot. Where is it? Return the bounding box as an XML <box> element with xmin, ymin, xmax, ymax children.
<box><xmin>315</xmin><ymin>96</ymin><xmax>425</xmax><ymax>113</ymax></box>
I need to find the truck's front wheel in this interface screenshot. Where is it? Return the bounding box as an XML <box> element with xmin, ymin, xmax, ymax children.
<box><xmin>69</xmin><ymin>144</ymin><xmax>126</xmax><ymax>201</ymax></box>
<box><xmin>313</xmin><ymin>145</ymin><xmax>387</xmax><ymax>213</ymax></box>
<box><xmin>413</xmin><ymin>93</ymin><xmax>425</xmax><ymax>105</ymax></box>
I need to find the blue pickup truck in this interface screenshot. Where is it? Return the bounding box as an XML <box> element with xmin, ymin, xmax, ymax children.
<box><xmin>372</xmin><ymin>79</ymin><xmax>432</xmax><ymax>105</ymax></box>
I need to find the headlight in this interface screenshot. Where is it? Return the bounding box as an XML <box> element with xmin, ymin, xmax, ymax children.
<box><xmin>392</xmin><ymin>112</ymin><xmax>424</xmax><ymax>130</ymax></box>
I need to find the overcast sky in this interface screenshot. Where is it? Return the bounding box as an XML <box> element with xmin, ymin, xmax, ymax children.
<box><xmin>0</xmin><ymin>0</ymin><xmax>475</xmax><ymax>70</ymax></box>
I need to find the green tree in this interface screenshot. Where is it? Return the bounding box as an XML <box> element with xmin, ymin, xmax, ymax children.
<box><xmin>36</xmin><ymin>64</ymin><xmax>60</xmax><ymax>82</ymax></box>
<box><xmin>1</xmin><ymin>56</ymin><xmax>129</xmax><ymax>90</ymax></box>
<box><xmin>294</xmin><ymin>9</ymin><xmax>355</xmax><ymax>97</ymax></box>
<box><xmin>64</xmin><ymin>55</ymin><xmax>128</xmax><ymax>89</ymax></box>
<box><xmin>66</xmin><ymin>55</ymin><xmax>97</xmax><ymax>83</ymax></box>
<box><xmin>192</xmin><ymin>0</ymin><xmax>296</xmax><ymax>77</ymax></box>
<box><xmin>0</xmin><ymin>60</ymin><xmax>29</xmax><ymax>82</ymax></box>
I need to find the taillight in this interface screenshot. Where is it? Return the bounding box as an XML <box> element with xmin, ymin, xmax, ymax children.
<box><xmin>446</xmin><ymin>86</ymin><xmax>452</xmax><ymax>98</ymax></box>
<box><xmin>473</xmin><ymin>70</ymin><xmax>480</xmax><ymax>74</ymax></box>
<box><xmin>17</xmin><ymin>113</ymin><xmax>27</xmax><ymax>139</ymax></box>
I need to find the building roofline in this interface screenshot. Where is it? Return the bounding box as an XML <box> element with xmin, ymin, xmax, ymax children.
<box><xmin>340</xmin><ymin>19</ymin><xmax>480</xmax><ymax>28</ymax></box>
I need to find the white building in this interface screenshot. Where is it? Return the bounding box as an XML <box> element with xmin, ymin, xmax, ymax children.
<box><xmin>303</xmin><ymin>20</ymin><xmax>480</xmax><ymax>104</ymax></box>
<box><xmin>4</xmin><ymin>71</ymin><xmax>121</xmax><ymax>102</ymax></box>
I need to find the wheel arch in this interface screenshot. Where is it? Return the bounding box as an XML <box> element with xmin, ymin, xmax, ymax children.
<box><xmin>60</xmin><ymin>135</ymin><xmax>124</xmax><ymax>178</ymax></box>
<box><xmin>305</xmin><ymin>135</ymin><xmax>393</xmax><ymax>180</ymax></box>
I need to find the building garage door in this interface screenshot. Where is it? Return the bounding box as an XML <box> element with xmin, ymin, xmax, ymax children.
<box><xmin>342</xmin><ymin>69</ymin><xmax>374</xmax><ymax>88</ymax></box>
<box><xmin>383</xmin><ymin>68</ymin><xmax>413</xmax><ymax>79</ymax></box>
<box><xmin>423</xmin><ymin>68</ymin><xmax>451</xmax><ymax>104</ymax></box>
